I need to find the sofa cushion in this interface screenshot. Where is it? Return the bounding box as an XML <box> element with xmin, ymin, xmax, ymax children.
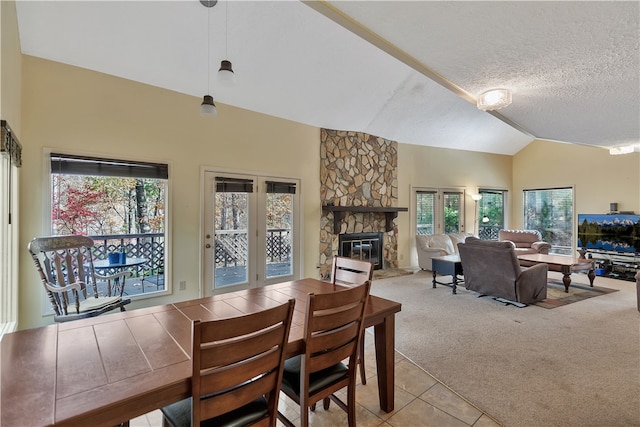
<box><xmin>498</xmin><ymin>230</ymin><xmax>543</xmax><ymax>244</ymax></box>
<box><xmin>448</xmin><ymin>232</ymin><xmax>474</xmax><ymax>253</ymax></box>
<box><xmin>427</xmin><ymin>234</ymin><xmax>456</xmax><ymax>255</ymax></box>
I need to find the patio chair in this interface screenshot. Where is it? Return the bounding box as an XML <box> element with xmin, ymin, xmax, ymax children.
<box><xmin>28</xmin><ymin>235</ymin><xmax>131</xmax><ymax>322</ymax></box>
<box><xmin>161</xmin><ymin>299</ymin><xmax>296</xmax><ymax>427</ymax></box>
<box><xmin>278</xmin><ymin>281</ymin><xmax>371</xmax><ymax>427</ymax></box>
<box><xmin>141</xmin><ymin>265</ymin><xmax>164</xmax><ymax>292</ymax></box>
<box><xmin>330</xmin><ymin>255</ymin><xmax>374</xmax><ymax>385</ymax></box>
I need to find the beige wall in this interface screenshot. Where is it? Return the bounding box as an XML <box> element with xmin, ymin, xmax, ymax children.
<box><xmin>14</xmin><ymin>54</ymin><xmax>640</xmax><ymax>330</ymax></box>
<box><xmin>19</xmin><ymin>56</ymin><xmax>321</xmax><ymax>329</ymax></box>
<box><xmin>1</xmin><ymin>0</ymin><xmax>22</xmax><ymax>131</ymax></box>
<box><xmin>512</xmin><ymin>139</ymin><xmax>640</xmax><ymax>229</ymax></box>
<box><xmin>397</xmin><ymin>143</ymin><xmax>512</xmax><ymax>267</ymax></box>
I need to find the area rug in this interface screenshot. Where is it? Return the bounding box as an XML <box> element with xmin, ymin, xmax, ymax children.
<box><xmin>533</xmin><ymin>279</ymin><xmax>618</xmax><ymax>308</ymax></box>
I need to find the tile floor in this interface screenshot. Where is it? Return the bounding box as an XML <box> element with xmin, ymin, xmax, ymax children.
<box><xmin>130</xmin><ymin>331</ymin><xmax>501</xmax><ymax>427</ymax></box>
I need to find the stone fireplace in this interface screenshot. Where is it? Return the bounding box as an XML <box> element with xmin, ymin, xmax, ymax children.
<box><xmin>319</xmin><ymin>129</ymin><xmax>406</xmax><ymax>279</ymax></box>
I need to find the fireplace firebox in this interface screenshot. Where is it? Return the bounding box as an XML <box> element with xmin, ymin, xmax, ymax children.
<box><xmin>339</xmin><ymin>232</ymin><xmax>383</xmax><ymax>270</ymax></box>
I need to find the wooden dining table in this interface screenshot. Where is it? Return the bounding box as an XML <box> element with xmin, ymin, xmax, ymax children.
<box><xmin>1</xmin><ymin>278</ymin><xmax>401</xmax><ymax>427</ymax></box>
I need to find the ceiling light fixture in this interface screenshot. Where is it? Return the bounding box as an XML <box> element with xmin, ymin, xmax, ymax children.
<box><xmin>200</xmin><ymin>0</ymin><xmax>218</xmax><ymax>118</ymax></box>
<box><xmin>609</xmin><ymin>144</ymin><xmax>636</xmax><ymax>155</ymax></box>
<box><xmin>217</xmin><ymin>1</ymin><xmax>235</xmax><ymax>86</ymax></box>
<box><xmin>477</xmin><ymin>89</ymin><xmax>512</xmax><ymax>111</ymax></box>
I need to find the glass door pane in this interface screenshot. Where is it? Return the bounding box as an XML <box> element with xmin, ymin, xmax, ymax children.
<box><xmin>214</xmin><ymin>179</ymin><xmax>252</xmax><ymax>289</ymax></box>
<box><xmin>416</xmin><ymin>192</ymin><xmax>435</xmax><ymax>235</ymax></box>
<box><xmin>265</xmin><ymin>183</ymin><xmax>294</xmax><ymax>279</ymax></box>
<box><xmin>478</xmin><ymin>190</ymin><xmax>506</xmax><ymax>240</ymax></box>
<box><xmin>443</xmin><ymin>192</ymin><xmax>462</xmax><ymax>233</ymax></box>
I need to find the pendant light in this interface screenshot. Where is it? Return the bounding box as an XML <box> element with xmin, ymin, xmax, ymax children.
<box><xmin>217</xmin><ymin>0</ymin><xmax>235</xmax><ymax>86</ymax></box>
<box><xmin>200</xmin><ymin>0</ymin><xmax>218</xmax><ymax>117</ymax></box>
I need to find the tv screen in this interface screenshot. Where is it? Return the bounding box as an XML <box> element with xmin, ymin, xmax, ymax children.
<box><xmin>577</xmin><ymin>214</ymin><xmax>640</xmax><ymax>254</ymax></box>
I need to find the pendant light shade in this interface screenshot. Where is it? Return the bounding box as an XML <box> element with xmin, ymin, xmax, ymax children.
<box><xmin>199</xmin><ymin>0</ymin><xmax>218</xmax><ymax>118</ymax></box>
<box><xmin>200</xmin><ymin>95</ymin><xmax>217</xmax><ymax>117</ymax></box>
<box><xmin>218</xmin><ymin>60</ymin><xmax>235</xmax><ymax>86</ymax></box>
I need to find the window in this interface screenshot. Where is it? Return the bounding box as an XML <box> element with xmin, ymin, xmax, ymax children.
<box><xmin>50</xmin><ymin>153</ymin><xmax>169</xmax><ymax>297</ymax></box>
<box><xmin>0</xmin><ymin>121</ymin><xmax>21</xmax><ymax>336</ymax></box>
<box><xmin>414</xmin><ymin>187</ymin><xmax>465</xmax><ymax>236</ymax></box>
<box><xmin>478</xmin><ymin>189</ymin><xmax>507</xmax><ymax>240</ymax></box>
<box><xmin>523</xmin><ymin>187</ymin><xmax>573</xmax><ymax>255</ymax></box>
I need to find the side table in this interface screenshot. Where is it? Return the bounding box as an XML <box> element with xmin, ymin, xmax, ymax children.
<box><xmin>431</xmin><ymin>255</ymin><xmax>464</xmax><ymax>294</ymax></box>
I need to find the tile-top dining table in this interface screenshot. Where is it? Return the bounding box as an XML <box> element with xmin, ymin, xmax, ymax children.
<box><xmin>1</xmin><ymin>278</ymin><xmax>401</xmax><ymax>427</ymax></box>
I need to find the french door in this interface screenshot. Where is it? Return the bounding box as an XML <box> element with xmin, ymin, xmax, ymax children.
<box><xmin>414</xmin><ymin>187</ymin><xmax>465</xmax><ymax>236</ymax></box>
<box><xmin>203</xmin><ymin>171</ymin><xmax>300</xmax><ymax>295</ymax></box>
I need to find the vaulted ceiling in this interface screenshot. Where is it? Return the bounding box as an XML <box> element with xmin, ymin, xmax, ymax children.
<box><xmin>15</xmin><ymin>1</ymin><xmax>640</xmax><ymax>155</ymax></box>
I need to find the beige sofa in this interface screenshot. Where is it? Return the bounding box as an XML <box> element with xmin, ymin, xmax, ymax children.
<box><xmin>458</xmin><ymin>237</ymin><xmax>548</xmax><ymax>304</ymax></box>
<box><xmin>498</xmin><ymin>229</ymin><xmax>551</xmax><ymax>255</ymax></box>
<box><xmin>416</xmin><ymin>232</ymin><xmax>474</xmax><ymax>271</ymax></box>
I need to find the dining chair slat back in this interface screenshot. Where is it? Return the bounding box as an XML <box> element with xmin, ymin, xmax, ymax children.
<box><xmin>330</xmin><ymin>256</ymin><xmax>375</xmax><ymax>287</ymax></box>
<box><xmin>278</xmin><ymin>281</ymin><xmax>371</xmax><ymax>427</ymax></box>
<box><xmin>329</xmin><ymin>255</ymin><xmax>374</xmax><ymax>385</ymax></box>
<box><xmin>28</xmin><ymin>235</ymin><xmax>131</xmax><ymax>322</ymax></box>
<box><xmin>161</xmin><ymin>299</ymin><xmax>296</xmax><ymax>427</ymax></box>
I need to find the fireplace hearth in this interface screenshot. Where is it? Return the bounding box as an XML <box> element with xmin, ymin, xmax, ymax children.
<box><xmin>339</xmin><ymin>232</ymin><xmax>384</xmax><ymax>270</ymax></box>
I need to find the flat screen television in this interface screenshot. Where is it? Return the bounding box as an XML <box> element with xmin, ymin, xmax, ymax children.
<box><xmin>577</xmin><ymin>214</ymin><xmax>640</xmax><ymax>254</ymax></box>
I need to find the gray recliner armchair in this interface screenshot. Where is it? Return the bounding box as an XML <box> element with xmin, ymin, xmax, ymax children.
<box><xmin>457</xmin><ymin>237</ymin><xmax>548</xmax><ymax>304</ymax></box>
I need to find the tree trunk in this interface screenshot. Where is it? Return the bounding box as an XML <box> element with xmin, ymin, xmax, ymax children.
<box><xmin>135</xmin><ymin>180</ymin><xmax>150</xmax><ymax>233</ymax></box>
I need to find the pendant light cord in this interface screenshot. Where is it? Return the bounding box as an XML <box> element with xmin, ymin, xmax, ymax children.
<box><xmin>225</xmin><ymin>1</ymin><xmax>228</xmax><ymax>58</ymax></box>
<box><xmin>207</xmin><ymin>6</ymin><xmax>211</xmax><ymax>93</ymax></box>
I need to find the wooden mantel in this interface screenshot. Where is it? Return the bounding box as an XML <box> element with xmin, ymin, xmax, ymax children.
<box><xmin>322</xmin><ymin>205</ymin><xmax>409</xmax><ymax>234</ymax></box>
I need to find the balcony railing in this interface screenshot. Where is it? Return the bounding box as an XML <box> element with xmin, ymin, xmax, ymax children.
<box><xmin>88</xmin><ymin>229</ymin><xmax>292</xmax><ymax>294</ymax></box>
<box><xmin>89</xmin><ymin>232</ymin><xmax>165</xmax><ymax>294</ymax></box>
<box><xmin>478</xmin><ymin>225</ymin><xmax>501</xmax><ymax>240</ymax></box>
<box><xmin>214</xmin><ymin>228</ymin><xmax>292</xmax><ymax>267</ymax></box>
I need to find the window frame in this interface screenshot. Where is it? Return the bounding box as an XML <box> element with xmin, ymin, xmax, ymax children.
<box><xmin>522</xmin><ymin>186</ymin><xmax>574</xmax><ymax>255</ymax></box>
<box><xmin>477</xmin><ymin>188</ymin><xmax>508</xmax><ymax>240</ymax></box>
<box><xmin>44</xmin><ymin>149</ymin><xmax>171</xmax><ymax>312</ymax></box>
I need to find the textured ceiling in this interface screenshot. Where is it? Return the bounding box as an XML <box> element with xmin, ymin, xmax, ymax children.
<box><xmin>14</xmin><ymin>1</ymin><xmax>640</xmax><ymax>155</ymax></box>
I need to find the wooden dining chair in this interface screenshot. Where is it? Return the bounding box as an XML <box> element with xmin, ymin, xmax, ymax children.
<box><xmin>278</xmin><ymin>281</ymin><xmax>371</xmax><ymax>427</ymax></box>
<box><xmin>28</xmin><ymin>235</ymin><xmax>131</xmax><ymax>322</ymax></box>
<box><xmin>161</xmin><ymin>299</ymin><xmax>296</xmax><ymax>427</ymax></box>
<box><xmin>330</xmin><ymin>255</ymin><xmax>374</xmax><ymax>385</ymax></box>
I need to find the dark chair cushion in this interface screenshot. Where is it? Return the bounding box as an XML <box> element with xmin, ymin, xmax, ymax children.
<box><xmin>161</xmin><ymin>396</ymin><xmax>268</xmax><ymax>427</ymax></box>
<box><xmin>281</xmin><ymin>355</ymin><xmax>348</xmax><ymax>396</ymax></box>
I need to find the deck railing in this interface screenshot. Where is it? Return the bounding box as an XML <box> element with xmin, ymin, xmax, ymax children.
<box><xmin>214</xmin><ymin>228</ymin><xmax>292</xmax><ymax>267</ymax></box>
<box><xmin>89</xmin><ymin>229</ymin><xmax>291</xmax><ymax>293</ymax></box>
<box><xmin>89</xmin><ymin>232</ymin><xmax>165</xmax><ymax>282</ymax></box>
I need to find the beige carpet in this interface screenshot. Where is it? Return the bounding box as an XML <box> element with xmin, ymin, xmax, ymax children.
<box><xmin>371</xmin><ymin>270</ymin><xmax>640</xmax><ymax>427</ymax></box>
